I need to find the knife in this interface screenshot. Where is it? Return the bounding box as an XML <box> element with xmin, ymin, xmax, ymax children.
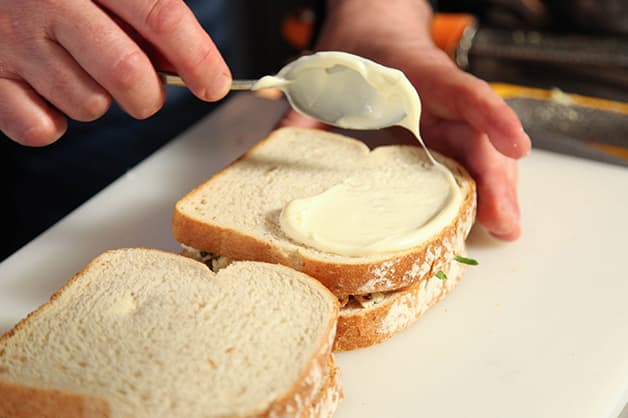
<box><xmin>492</xmin><ymin>83</ymin><xmax>628</xmax><ymax>166</ymax></box>
<box><xmin>431</xmin><ymin>13</ymin><xmax>628</xmax><ymax>87</ymax></box>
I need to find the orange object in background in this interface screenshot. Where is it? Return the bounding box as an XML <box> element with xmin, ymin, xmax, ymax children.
<box><xmin>430</xmin><ymin>13</ymin><xmax>477</xmax><ymax>62</ymax></box>
<box><xmin>281</xmin><ymin>11</ymin><xmax>478</xmax><ymax>59</ymax></box>
<box><xmin>281</xmin><ymin>8</ymin><xmax>315</xmax><ymax>50</ymax></box>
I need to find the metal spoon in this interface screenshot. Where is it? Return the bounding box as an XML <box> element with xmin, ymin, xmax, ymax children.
<box><xmin>158</xmin><ymin>51</ymin><xmax>414</xmax><ymax>132</ymax></box>
<box><xmin>158</xmin><ymin>72</ymin><xmax>257</xmax><ymax>91</ymax></box>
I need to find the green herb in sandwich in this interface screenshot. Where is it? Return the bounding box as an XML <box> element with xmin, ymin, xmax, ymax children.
<box><xmin>454</xmin><ymin>255</ymin><xmax>479</xmax><ymax>266</ymax></box>
<box><xmin>435</xmin><ymin>270</ymin><xmax>448</xmax><ymax>280</ymax></box>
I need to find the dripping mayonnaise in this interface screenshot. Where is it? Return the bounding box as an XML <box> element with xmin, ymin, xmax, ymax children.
<box><xmin>253</xmin><ymin>52</ymin><xmax>462</xmax><ymax>256</ymax></box>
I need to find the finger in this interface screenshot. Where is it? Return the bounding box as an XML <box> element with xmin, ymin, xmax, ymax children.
<box><xmin>474</xmin><ymin>160</ymin><xmax>521</xmax><ymax>241</ymax></box>
<box><xmin>422</xmin><ymin>118</ymin><xmax>522</xmax><ymax>240</ymax></box>
<box><xmin>0</xmin><ymin>78</ymin><xmax>67</xmax><ymax>146</ymax></box>
<box><xmin>406</xmin><ymin>58</ymin><xmax>530</xmax><ymax>159</ymax></box>
<box><xmin>452</xmin><ymin>74</ymin><xmax>531</xmax><ymax>159</ymax></box>
<box><xmin>51</xmin><ymin>0</ymin><xmax>165</xmax><ymax>119</ymax></box>
<box><xmin>19</xmin><ymin>39</ymin><xmax>111</xmax><ymax>122</ymax></box>
<box><xmin>103</xmin><ymin>12</ymin><xmax>176</xmax><ymax>73</ymax></box>
<box><xmin>97</xmin><ymin>0</ymin><xmax>231</xmax><ymax>101</ymax></box>
<box><xmin>276</xmin><ymin>109</ymin><xmax>329</xmax><ymax>130</ymax></box>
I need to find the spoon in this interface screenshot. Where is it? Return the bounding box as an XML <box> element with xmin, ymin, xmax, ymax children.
<box><xmin>158</xmin><ymin>51</ymin><xmax>420</xmax><ymax>135</ymax></box>
<box><xmin>158</xmin><ymin>72</ymin><xmax>257</xmax><ymax>91</ymax></box>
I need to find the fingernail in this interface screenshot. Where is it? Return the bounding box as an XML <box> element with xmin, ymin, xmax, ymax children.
<box><xmin>206</xmin><ymin>72</ymin><xmax>231</xmax><ymax>101</ymax></box>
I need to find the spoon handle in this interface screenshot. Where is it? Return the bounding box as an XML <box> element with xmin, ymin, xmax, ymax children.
<box><xmin>157</xmin><ymin>72</ymin><xmax>257</xmax><ymax>91</ymax></box>
<box><xmin>231</xmin><ymin>79</ymin><xmax>259</xmax><ymax>90</ymax></box>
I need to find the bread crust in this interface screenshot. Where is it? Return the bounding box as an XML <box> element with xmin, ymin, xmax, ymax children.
<box><xmin>172</xmin><ymin>127</ymin><xmax>477</xmax><ymax>297</ymax></box>
<box><xmin>0</xmin><ymin>249</ymin><xmax>341</xmax><ymax>418</ymax></box>
<box><xmin>263</xmin><ymin>296</ymin><xmax>338</xmax><ymax>418</ymax></box>
<box><xmin>0</xmin><ymin>381</ymin><xmax>110</xmax><ymax>418</ymax></box>
<box><xmin>0</xmin><ymin>249</ymin><xmax>120</xmax><ymax>418</ymax></box>
<box><xmin>296</xmin><ymin>355</ymin><xmax>343</xmax><ymax>418</ymax></box>
<box><xmin>333</xmin><ymin>261</ymin><xmax>466</xmax><ymax>351</ymax></box>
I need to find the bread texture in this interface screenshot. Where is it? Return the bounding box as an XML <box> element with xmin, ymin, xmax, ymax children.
<box><xmin>334</xmin><ymin>256</ymin><xmax>466</xmax><ymax>351</ymax></box>
<box><xmin>173</xmin><ymin>127</ymin><xmax>477</xmax><ymax>297</ymax></box>
<box><xmin>0</xmin><ymin>248</ymin><xmax>340</xmax><ymax>418</ymax></box>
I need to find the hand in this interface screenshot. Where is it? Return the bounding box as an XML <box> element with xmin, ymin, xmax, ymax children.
<box><xmin>0</xmin><ymin>0</ymin><xmax>231</xmax><ymax>146</ymax></box>
<box><xmin>280</xmin><ymin>0</ymin><xmax>530</xmax><ymax>240</ymax></box>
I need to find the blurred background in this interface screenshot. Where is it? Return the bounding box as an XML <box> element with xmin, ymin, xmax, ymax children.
<box><xmin>2</xmin><ymin>0</ymin><xmax>627</xmax><ymax>261</ymax></box>
<box><xmin>231</xmin><ymin>0</ymin><xmax>628</xmax><ymax>100</ymax></box>
<box><xmin>232</xmin><ymin>0</ymin><xmax>628</xmax><ymax>167</ymax></box>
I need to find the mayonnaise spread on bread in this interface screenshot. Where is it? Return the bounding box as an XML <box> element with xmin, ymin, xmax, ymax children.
<box><xmin>256</xmin><ymin>51</ymin><xmax>462</xmax><ymax>256</ymax></box>
<box><xmin>279</xmin><ymin>164</ymin><xmax>461</xmax><ymax>256</ymax></box>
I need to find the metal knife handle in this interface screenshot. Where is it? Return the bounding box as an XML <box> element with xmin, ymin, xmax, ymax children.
<box><xmin>470</xmin><ymin>28</ymin><xmax>628</xmax><ymax>68</ymax></box>
<box><xmin>158</xmin><ymin>72</ymin><xmax>258</xmax><ymax>91</ymax></box>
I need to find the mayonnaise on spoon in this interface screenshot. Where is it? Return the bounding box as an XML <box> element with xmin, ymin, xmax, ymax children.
<box><xmin>253</xmin><ymin>51</ymin><xmax>437</xmax><ymax>165</ymax></box>
<box><xmin>254</xmin><ymin>51</ymin><xmax>463</xmax><ymax>257</ymax></box>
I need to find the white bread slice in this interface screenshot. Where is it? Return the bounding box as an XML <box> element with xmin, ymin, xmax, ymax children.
<box><xmin>0</xmin><ymin>248</ymin><xmax>340</xmax><ymax>418</ymax></box>
<box><xmin>334</xmin><ymin>254</ymin><xmax>466</xmax><ymax>351</ymax></box>
<box><xmin>172</xmin><ymin>127</ymin><xmax>476</xmax><ymax>297</ymax></box>
<box><xmin>297</xmin><ymin>355</ymin><xmax>343</xmax><ymax>418</ymax></box>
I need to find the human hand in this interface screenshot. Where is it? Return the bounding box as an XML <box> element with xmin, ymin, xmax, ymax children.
<box><xmin>279</xmin><ymin>0</ymin><xmax>530</xmax><ymax>240</ymax></box>
<box><xmin>0</xmin><ymin>0</ymin><xmax>231</xmax><ymax>146</ymax></box>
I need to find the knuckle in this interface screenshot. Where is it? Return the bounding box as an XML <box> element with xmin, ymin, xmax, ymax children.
<box><xmin>124</xmin><ymin>90</ymin><xmax>165</xmax><ymax>120</ymax></box>
<box><xmin>26</xmin><ymin>122</ymin><xmax>64</xmax><ymax>150</ymax></box>
<box><xmin>134</xmin><ymin>95</ymin><xmax>165</xmax><ymax>120</ymax></box>
<box><xmin>0</xmin><ymin>19</ymin><xmax>27</xmax><ymax>78</ymax></box>
<box><xmin>131</xmin><ymin>104</ymin><xmax>159</xmax><ymax>120</ymax></box>
<box><xmin>110</xmin><ymin>50</ymin><xmax>147</xmax><ymax>90</ymax></box>
<box><xmin>0</xmin><ymin>78</ymin><xmax>66</xmax><ymax>146</ymax></box>
<box><xmin>19</xmin><ymin>118</ymin><xmax>66</xmax><ymax>147</ymax></box>
<box><xmin>458</xmin><ymin>76</ymin><xmax>483</xmax><ymax>99</ymax></box>
<box><xmin>0</xmin><ymin>10</ymin><xmax>20</xmax><ymax>40</ymax></box>
<box><xmin>144</xmin><ymin>0</ymin><xmax>185</xmax><ymax>35</ymax></box>
<box><xmin>77</xmin><ymin>92</ymin><xmax>112</xmax><ymax>122</ymax></box>
<box><xmin>46</xmin><ymin>78</ymin><xmax>110</xmax><ymax>122</ymax></box>
<box><xmin>182</xmin><ymin>43</ymin><xmax>214</xmax><ymax>74</ymax></box>
<box><xmin>39</xmin><ymin>0</ymin><xmax>62</xmax><ymax>8</ymax></box>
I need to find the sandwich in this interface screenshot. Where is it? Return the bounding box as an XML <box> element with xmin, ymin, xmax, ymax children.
<box><xmin>0</xmin><ymin>248</ymin><xmax>342</xmax><ymax>418</ymax></box>
<box><xmin>173</xmin><ymin>127</ymin><xmax>477</xmax><ymax>351</ymax></box>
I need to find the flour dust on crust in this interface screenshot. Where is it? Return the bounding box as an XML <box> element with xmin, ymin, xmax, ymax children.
<box><xmin>295</xmin><ymin>355</ymin><xmax>343</xmax><ymax>418</ymax></box>
<box><xmin>333</xmin><ymin>256</ymin><xmax>467</xmax><ymax>351</ymax></box>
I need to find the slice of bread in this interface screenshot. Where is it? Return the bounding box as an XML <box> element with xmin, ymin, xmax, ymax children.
<box><xmin>172</xmin><ymin>127</ymin><xmax>476</xmax><ymax>297</ymax></box>
<box><xmin>0</xmin><ymin>248</ymin><xmax>340</xmax><ymax>418</ymax></box>
<box><xmin>334</xmin><ymin>255</ymin><xmax>466</xmax><ymax>351</ymax></box>
<box><xmin>297</xmin><ymin>355</ymin><xmax>343</xmax><ymax>418</ymax></box>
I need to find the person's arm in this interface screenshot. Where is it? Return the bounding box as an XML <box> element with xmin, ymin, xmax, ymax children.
<box><xmin>0</xmin><ymin>0</ymin><xmax>232</xmax><ymax>147</ymax></box>
<box><xmin>283</xmin><ymin>0</ymin><xmax>530</xmax><ymax>240</ymax></box>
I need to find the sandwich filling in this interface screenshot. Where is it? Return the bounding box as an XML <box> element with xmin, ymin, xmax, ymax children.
<box><xmin>180</xmin><ymin>246</ymin><xmax>459</xmax><ymax>312</ymax></box>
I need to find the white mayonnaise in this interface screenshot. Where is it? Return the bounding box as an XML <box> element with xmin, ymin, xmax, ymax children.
<box><xmin>258</xmin><ymin>51</ymin><xmax>463</xmax><ymax>256</ymax></box>
<box><xmin>254</xmin><ymin>52</ymin><xmax>414</xmax><ymax>128</ymax></box>
<box><xmin>279</xmin><ymin>164</ymin><xmax>461</xmax><ymax>256</ymax></box>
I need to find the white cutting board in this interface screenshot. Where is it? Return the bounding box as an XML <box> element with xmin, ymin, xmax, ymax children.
<box><xmin>1</xmin><ymin>93</ymin><xmax>626</xmax><ymax>418</ymax></box>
